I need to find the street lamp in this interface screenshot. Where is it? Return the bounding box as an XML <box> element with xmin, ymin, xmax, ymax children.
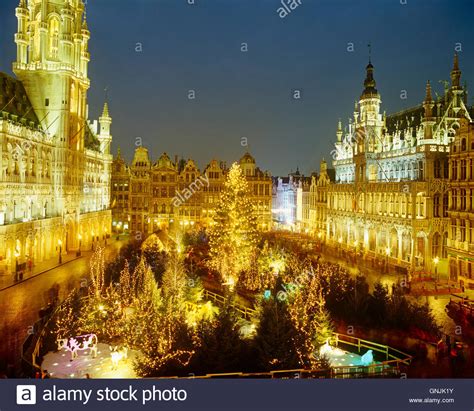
<box><xmin>14</xmin><ymin>248</ymin><xmax>20</xmax><ymax>280</ymax></box>
<box><xmin>77</xmin><ymin>234</ymin><xmax>82</xmax><ymax>257</ymax></box>
<box><xmin>58</xmin><ymin>239</ymin><xmax>62</xmax><ymax>264</ymax></box>
<box><xmin>385</xmin><ymin>246</ymin><xmax>390</xmax><ymax>273</ymax></box>
<box><xmin>433</xmin><ymin>256</ymin><xmax>440</xmax><ymax>282</ymax></box>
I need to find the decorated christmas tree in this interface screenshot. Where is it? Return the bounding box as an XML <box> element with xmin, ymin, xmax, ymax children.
<box><xmin>208</xmin><ymin>163</ymin><xmax>259</xmax><ymax>285</ymax></box>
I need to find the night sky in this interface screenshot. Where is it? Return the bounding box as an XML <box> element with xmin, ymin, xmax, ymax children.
<box><xmin>1</xmin><ymin>0</ymin><xmax>473</xmax><ymax>175</ymax></box>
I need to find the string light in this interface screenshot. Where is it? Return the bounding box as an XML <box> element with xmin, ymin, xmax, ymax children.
<box><xmin>208</xmin><ymin>163</ymin><xmax>259</xmax><ymax>286</ymax></box>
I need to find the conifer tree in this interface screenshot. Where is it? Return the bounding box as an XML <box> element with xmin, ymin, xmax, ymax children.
<box><xmin>254</xmin><ymin>295</ymin><xmax>300</xmax><ymax>371</ymax></box>
<box><xmin>191</xmin><ymin>301</ymin><xmax>244</xmax><ymax>375</ymax></box>
<box><xmin>208</xmin><ymin>163</ymin><xmax>258</xmax><ymax>285</ymax></box>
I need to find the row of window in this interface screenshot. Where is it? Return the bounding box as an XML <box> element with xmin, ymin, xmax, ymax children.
<box><xmin>329</xmin><ymin>192</ymin><xmax>428</xmax><ymax>218</ymax></box>
<box><xmin>450</xmin><ymin>159</ymin><xmax>474</xmax><ymax>180</ymax></box>
<box><xmin>450</xmin><ymin>219</ymin><xmax>474</xmax><ymax>244</ymax></box>
<box><xmin>253</xmin><ymin>184</ymin><xmax>270</xmax><ymax>196</ymax></box>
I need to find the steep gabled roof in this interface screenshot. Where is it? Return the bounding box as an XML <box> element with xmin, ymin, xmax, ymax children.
<box><xmin>84</xmin><ymin>121</ymin><xmax>100</xmax><ymax>151</ymax></box>
<box><xmin>0</xmin><ymin>72</ymin><xmax>41</xmax><ymax>129</ymax></box>
<box><xmin>385</xmin><ymin>105</ymin><xmax>424</xmax><ymax>136</ymax></box>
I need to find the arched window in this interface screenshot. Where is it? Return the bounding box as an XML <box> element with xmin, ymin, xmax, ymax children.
<box><xmin>432</xmin><ymin>233</ymin><xmax>441</xmax><ymax>259</ymax></box>
<box><xmin>48</xmin><ymin>17</ymin><xmax>60</xmax><ymax>60</ymax></box>
<box><xmin>442</xmin><ymin>232</ymin><xmax>448</xmax><ymax>258</ymax></box>
<box><xmin>434</xmin><ymin>159</ymin><xmax>441</xmax><ymax>178</ymax></box>
<box><xmin>461</xmin><ymin>138</ymin><xmax>467</xmax><ymax>151</ymax></box>
<box><xmin>443</xmin><ymin>194</ymin><xmax>449</xmax><ymax>217</ymax></box>
<box><xmin>433</xmin><ymin>194</ymin><xmax>440</xmax><ymax>217</ymax></box>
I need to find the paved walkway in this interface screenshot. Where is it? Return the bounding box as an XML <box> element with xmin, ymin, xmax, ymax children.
<box><xmin>0</xmin><ymin>237</ymin><xmax>122</xmax><ymax>292</ymax></box>
<box><xmin>0</xmin><ymin>236</ymin><xmax>128</xmax><ymax>373</ymax></box>
<box><xmin>0</xmin><ymin>252</ymin><xmax>83</xmax><ymax>292</ymax></box>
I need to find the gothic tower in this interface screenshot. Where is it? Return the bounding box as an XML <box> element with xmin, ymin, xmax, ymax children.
<box><xmin>422</xmin><ymin>80</ymin><xmax>435</xmax><ymax>140</ymax></box>
<box><xmin>13</xmin><ymin>0</ymin><xmax>91</xmax><ymax>215</ymax></box>
<box><xmin>353</xmin><ymin>59</ymin><xmax>384</xmax><ymax>182</ymax></box>
<box><xmin>99</xmin><ymin>102</ymin><xmax>112</xmax><ymax>155</ymax></box>
<box><xmin>13</xmin><ymin>0</ymin><xmax>90</xmax><ymax>149</ymax></box>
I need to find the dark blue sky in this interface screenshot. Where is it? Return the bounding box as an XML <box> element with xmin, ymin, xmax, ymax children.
<box><xmin>1</xmin><ymin>0</ymin><xmax>473</xmax><ymax>175</ymax></box>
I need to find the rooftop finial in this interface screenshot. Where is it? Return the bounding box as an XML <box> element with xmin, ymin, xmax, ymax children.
<box><xmin>361</xmin><ymin>50</ymin><xmax>378</xmax><ymax>98</ymax></box>
<box><xmin>101</xmin><ymin>87</ymin><xmax>110</xmax><ymax>117</ymax></box>
<box><xmin>425</xmin><ymin>80</ymin><xmax>432</xmax><ymax>102</ymax></box>
<box><xmin>82</xmin><ymin>11</ymin><xmax>88</xmax><ymax>30</ymax></box>
<box><xmin>101</xmin><ymin>102</ymin><xmax>109</xmax><ymax>118</ymax></box>
<box><xmin>368</xmin><ymin>42</ymin><xmax>372</xmax><ymax>64</ymax></box>
<box><xmin>451</xmin><ymin>53</ymin><xmax>461</xmax><ymax>89</ymax></box>
<box><xmin>453</xmin><ymin>52</ymin><xmax>459</xmax><ymax>71</ymax></box>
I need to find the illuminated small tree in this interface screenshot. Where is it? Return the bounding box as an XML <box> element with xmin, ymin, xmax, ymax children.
<box><xmin>132</xmin><ymin>256</ymin><xmax>149</xmax><ymax>297</ymax></box>
<box><xmin>161</xmin><ymin>251</ymin><xmax>187</xmax><ymax>314</ymax></box>
<box><xmin>53</xmin><ymin>291</ymin><xmax>80</xmax><ymax>341</ymax></box>
<box><xmin>132</xmin><ymin>257</ymin><xmax>195</xmax><ymax>377</ymax></box>
<box><xmin>208</xmin><ymin>163</ymin><xmax>258</xmax><ymax>285</ymax></box>
<box><xmin>119</xmin><ymin>260</ymin><xmax>134</xmax><ymax>305</ymax></box>
<box><xmin>288</xmin><ymin>272</ymin><xmax>333</xmax><ymax>368</ymax></box>
<box><xmin>89</xmin><ymin>247</ymin><xmax>105</xmax><ymax>299</ymax></box>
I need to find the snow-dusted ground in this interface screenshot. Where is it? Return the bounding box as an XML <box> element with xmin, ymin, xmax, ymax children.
<box><xmin>325</xmin><ymin>350</ymin><xmax>373</xmax><ymax>367</ymax></box>
<box><xmin>41</xmin><ymin>343</ymin><xmax>140</xmax><ymax>378</ymax></box>
<box><xmin>320</xmin><ymin>342</ymin><xmax>378</xmax><ymax>367</ymax></box>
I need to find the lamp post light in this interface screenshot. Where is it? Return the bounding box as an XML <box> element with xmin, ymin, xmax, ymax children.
<box><xmin>433</xmin><ymin>256</ymin><xmax>440</xmax><ymax>283</ymax></box>
<box><xmin>316</xmin><ymin>231</ymin><xmax>323</xmax><ymax>251</ymax></box>
<box><xmin>14</xmin><ymin>248</ymin><xmax>20</xmax><ymax>281</ymax></box>
<box><xmin>58</xmin><ymin>239</ymin><xmax>62</xmax><ymax>264</ymax></box>
<box><xmin>385</xmin><ymin>246</ymin><xmax>390</xmax><ymax>273</ymax></box>
<box><xmin>338</xmin><ymin>236</ymin><xmax>343</xmax><ymax>256</ymax></box>
<box><xmin>77</xmin><ymin>234</ymin><xmax>82</xmax><ymax>257</ymax></box>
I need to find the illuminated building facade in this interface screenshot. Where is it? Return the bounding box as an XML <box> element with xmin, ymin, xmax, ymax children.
<box><xmin>308</xmin><ymin>160</ymin><xmax>334</xmax><ymax>238</ymax></box>
<box><xmin>202</xmin><ymin>159</ymin><xmax>227</xmax><ymax>226</ymax></box>
<box><xmin>0</xmin><ymin>0</ymin><xmax>112</xmax><ymax>273</ymax></box>
<box><xmin>324</xmin><ymin>55</ymin><xmax>472</xmax><ymax>274</ymax></box>
<box><xmin>111</xmin><ymin>149</ymin><xmax>272</xmax><ymax>235</ymax></box>
<box><xmin>272</xmin><ymin>168</ymin><xmax>310</xmax><ymax>228</ymax></box>
<box><xmin>447</xmin><ymin>118</ymin><xmax>474</xmax><ymax>290</ymax></box>
<box><xmin>272</xmin><ymin>175</ymin><xmax>298</xmax><ymax>226</ymax></box>
<box><xmin>239</xmin><ymin>152</ymin><xmax>272</xmax><ymax>230</ymax></box>
<box><xmin>297</xmin><ymin>176</ymin><xmax>312</xmax><ymax>231</ymax></box>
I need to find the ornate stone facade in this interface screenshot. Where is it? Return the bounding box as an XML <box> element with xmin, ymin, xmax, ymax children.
<box><xmin>306</xmin><ymin>55</ymin><xmax>473</xmax><ymax>276</ymax></box>
<box><xmin>448</xmin><ymin>118</ymin><xmax>474</xmax><ymax>289</ymax></box>
<box><xmin>0</xmin><ymin>0</ymin><xmax>112</xmax><ymax>273</ymax></box>
<box><xmin>111</xmin><ymin>149</ymin><xmax>272</xmax><ymax>236</ymax></box>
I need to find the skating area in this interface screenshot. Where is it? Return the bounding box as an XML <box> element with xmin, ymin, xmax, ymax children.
<box><xmin>41</xmin><ymin>343</ymin><xmax>140</xmax><ymax>379</ymax></box>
